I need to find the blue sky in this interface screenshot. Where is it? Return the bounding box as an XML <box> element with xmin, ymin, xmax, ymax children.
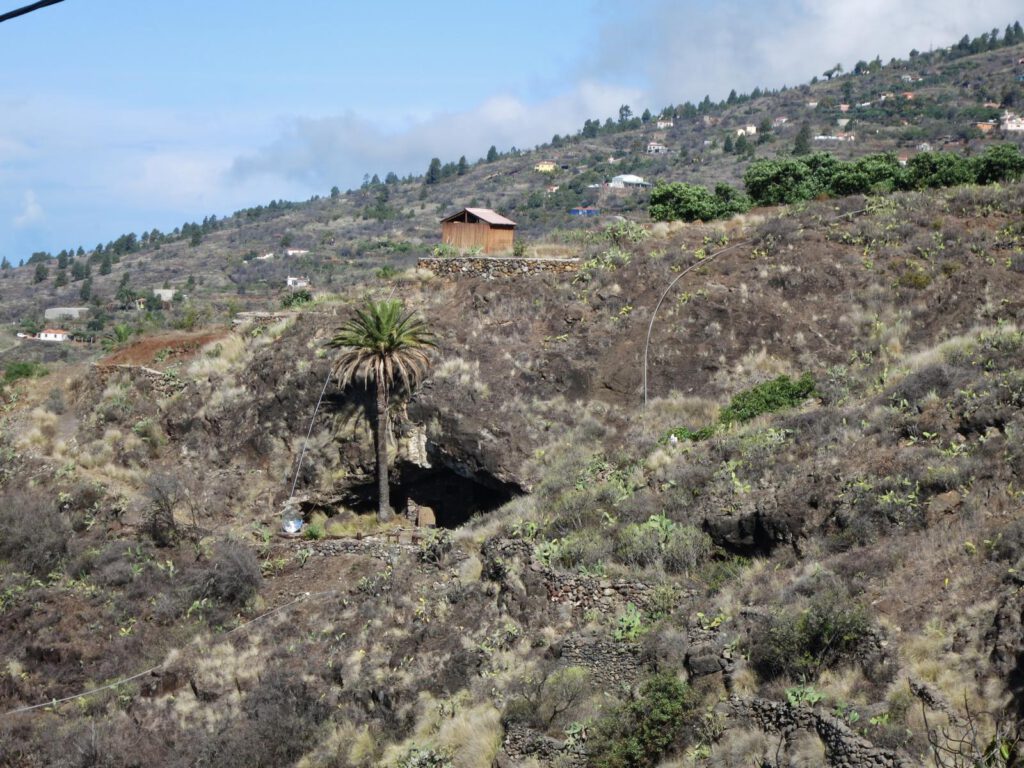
<box><xmin>1</xmin><ymin>0</ymin><xmax>1020</xmax><ymax>262</ymax></box>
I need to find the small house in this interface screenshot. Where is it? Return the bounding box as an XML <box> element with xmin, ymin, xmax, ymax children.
<box><xmin>806</xmin><ymin>101</ymin><xmax>819</xmax><ymax>108</ymax></box>
<box><xmin>646</xmin><ymin>141</ymin><xmax>668</xmax><ymax>154</ymax></box>
<box><xmin>1001</xmin><ymin>112</ymin><xmax>1024</xmax><ymax>132</ymax></box>
<box><xmin>286</xmin><ymin>276</ymin><xmax>310</xmax><ymax>289</ymax></box>
<box><xmin>152</xmin><ymin>288</ymin><xmax>177</xmax><ymax>303</ymax></box>
<box><xmin>655</xmin><ymin>119</ymin><xmax>674</xmax><ymax>130</ymax></box>
<box><xmin>569</xmin><ymin>207</ymin><xmax>600</xmax><ymax>217</ymax></box>
<box><xmin>608</xmin><ymin>174</ymin><xmax>651</xmax><ymax>189</ymax></box>
<box><xmin>976</xmin><ymin>122</ymin><xmax>996</xmax><ymax>134</ymax></box>
<box><xmin>37</xmin><ymin>329</ymin><xmax>69</xmax><ymax>342</ymax></box>
<box><xmin>440</xmin><ymin>208</ymin><xmax>516</xmax><ymax>254</ymax></box>
<box><xmin>736</xmin><ymin>124</ymin><xmax>757</xmax><ymax>137</ymax></box>
<box><xmin>285</xmin><ymin>248</ymin><xmax>310</xmax><ymax>257</ymax></box>
<box><xmin>772</xmin><ymin>116</ymin><xmax>788</xmax><ymax>128</ymax></box>
<box><xmin>534</xmin><ymin>161</ymin><xmax>557</xmax><ymax>173</ymax></box>
<box><xmin>836</xmin><ymin>118</ymin><xmax>850</xmax><ymax>128</ymax></box>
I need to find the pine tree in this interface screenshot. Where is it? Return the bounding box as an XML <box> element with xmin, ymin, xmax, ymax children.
<box><xmin>486</xmin><ymin>145</ymin><xmax>499</xmax><ymax>163</ymax></box>
<box><xmin>457</xmin><ymin>156</ymin><xmax>468</xmax><ymax>176</ymax></box>
<box><xmin>794</xmin><ymin>123</ymin><xmax>812</xmax><ymax>156</ymax></box>
<box><xmin>425</xmin><ymin>157</ymin><xmax>442</xmax><ymax>184</ymax></box>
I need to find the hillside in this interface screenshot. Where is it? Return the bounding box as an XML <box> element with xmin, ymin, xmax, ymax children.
<box><xmin>1</xmin><ymin>39</ymin><xmax>1023</xmax><ymax>334</ymax></box>
<box><xmin>2</xmin><ymin>27</ymin><xmax>1024</xmax><ymax>768</ymax></box>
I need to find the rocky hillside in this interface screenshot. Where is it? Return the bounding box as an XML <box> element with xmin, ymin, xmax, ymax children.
<box><xmin>1</xmin><ymin>173</ymin><xmax>1024</xmax><ymax>766</ymax></box>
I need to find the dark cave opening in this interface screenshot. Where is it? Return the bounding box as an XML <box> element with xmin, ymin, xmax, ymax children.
<box><xmin>336</xmin><ymin>460</ymin><xmax>521</xmax><ymax>529</ymax></box>
<box><xmin>391</xmin><ymin>462</ymin><xmax>520</xmax><ymax>529</ymax></box>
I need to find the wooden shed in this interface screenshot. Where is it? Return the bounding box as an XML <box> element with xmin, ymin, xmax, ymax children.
<box><xmin>440</xmin><ymin>208</ymin><xmax>516</xmax><ymax>254</ymax></box>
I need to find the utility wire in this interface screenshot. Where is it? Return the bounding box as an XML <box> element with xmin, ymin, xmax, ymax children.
<box><xmin>0</xmin><ymin>0</ymin><xmax>65</xmax><ymax>24</ymax></box>
<box><xmin>0</xmin><ymin>590</ymin><xmax>339</xmax><ymax>718</ymax></box>
<box><xmin>642</xmin><ymin>205</ymin><xmax>871</xmax><ymax>405</ymax></box>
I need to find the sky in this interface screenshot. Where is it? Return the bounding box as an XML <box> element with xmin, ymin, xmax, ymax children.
<box><xmin>0</xmin><ymin>0</ymin><xmax>1021</xmax><ymax>262</ymax></box>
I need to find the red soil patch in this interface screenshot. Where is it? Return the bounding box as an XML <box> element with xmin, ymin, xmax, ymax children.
<box><xmin>97</xmin><ymin>330</ymin><xmax>228</xmax><ymax>368</ymax></box>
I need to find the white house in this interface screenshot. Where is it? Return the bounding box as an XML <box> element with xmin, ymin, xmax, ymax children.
<box><xmin>285</xmin><ymin>248</ymin><xmax>310</xmax><ymax>257</ymax></box>
<box><xmin>37</xmin><ymin>329</ymin><xmax>70</xmax><ymax>342</ymax></box>
<box><xmin>152</xmin><ymin>288</ymin><xmax>177</xmax><ymax>303</ymax></box>
<box><xmin>655</xmin><ymin>119</ymin><xmax>674</xmax><ymax>130</ymax></box>
<box><xmin>836</xmin><ymin>118</ymin><xmax>851</xmax><ymax>128</ymax></box>
<box><xmin>772</xmin><ymin>116</ymin><xmax>789</xmax><ymax>128</ymax></box>
<box><xmin>736</xmin><ymin>124</ymin><xmax>758</xmax><ymax>137</ymax></box>
<box><xmin>608</xmin><ymin>174</ymin><xmax>651</xmax><ymax>189</ymax></box>
<box><xmin>256</xmin><ymin>252</ymin><xmax>274</xmax><ymax>260</ymax></box>
<box><xmin>286</xmin><ymin>276</ymin><xmax>310</xmax><ymax>289</ymax></box>
<box><xmin>646</xmin><ymin>141</ymin><xmax>668</xmax><ymax>155</ymax></box>
<box><xmin>1001</xmin><ymin>112</ymin><xmax>1024</xmax><ymax>132</ymax></box>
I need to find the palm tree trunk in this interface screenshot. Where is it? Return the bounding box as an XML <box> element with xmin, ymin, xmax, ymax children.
<box><xmin>375</xmin><ymin>377</ymin><xmax>393</xmax><ymax>523</ymax></box>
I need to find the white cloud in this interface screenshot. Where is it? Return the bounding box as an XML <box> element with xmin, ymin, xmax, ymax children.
<box><xmin>229</xmin><ymin>79</ymin><xmax>641</xmax><ymax>190</ymax></box>
<box><xmin>13</xmin><ymin>190</ymin><xmax>43</xmax><ymax>228</ymax></box>
<box><xmin>599</xmin><ymin>0</ymin><xmax>1024</xmax><ymax>106</ymax></box>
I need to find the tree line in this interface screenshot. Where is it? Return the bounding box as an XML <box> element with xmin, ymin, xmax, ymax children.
<box><xmin>650</xmin><ymin>144</ymin><xmax>1024</xmax><ymax>222</ymax></box>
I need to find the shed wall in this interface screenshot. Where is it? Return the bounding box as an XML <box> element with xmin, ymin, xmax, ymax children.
<box><xmin>441</xmin><ymin>222</ymin><xmax>514</xmax><ymax>254</ymax></box>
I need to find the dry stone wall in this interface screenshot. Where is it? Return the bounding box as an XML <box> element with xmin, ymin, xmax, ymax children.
<box><xmin>417</xmin><ymin>256</ymin><xmax>579</xmax><ymax>279</ymax></box>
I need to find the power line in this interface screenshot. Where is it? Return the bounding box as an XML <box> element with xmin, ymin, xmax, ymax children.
<box><xmin>0</xmin><ymin>0</ymin><xmax>65</xmax><ymax>24</ymax></box>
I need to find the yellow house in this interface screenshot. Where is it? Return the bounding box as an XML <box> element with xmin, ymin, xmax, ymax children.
<box><xmin>534</xmin><ymin>160</ymin><xmax>557</xmax><ymax>173</ymax></box>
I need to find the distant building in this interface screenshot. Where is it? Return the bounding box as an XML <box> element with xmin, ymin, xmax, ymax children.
<box><xmin>534</xmin><ymin>161</ymin><xmax>557</xmax><ymax>173</ymax></box>
<box><xmin>37</xmin><ymin>329</ymin><xmax>69</xmax><ymax>342</ymax></box>
<box><xmin>772</xmin><ymin>116</ymin><xmax>789</xmax><ymax>128</ymax></box>
<box><xmin>646</xmin><ymin>141</ymin><xmax>668</xmax><ymax>154</ymax></box>
<box><xmin>546</xmin><ymin>185</ymin><xmax>560</xmax><ymax>194</ymax></box>
<box><xmin>286</xmin><ymin>276</ymin><xmax>310</xmax><ymax>289</ymax></box>
<box><xmin>1001</xmin><ymin>112</ymin><xmax>1024</xmax><ymax>132</ymax></box>
<box><xmin>152</xmin><ymin>288</ymin><xmax>177</xmax><ymax>303</ymax></box>
<box><xmin>736</xmin><ymin>124</ymin><xmax>757</xmax><ymax>137</ymax></box>
<box><xmin>256</xmin><ymin>252</ymin><xmax>274</xmax><ymax>260</ymax></box>
<box><xmin>44</xmin><ymin>306</ymin><xmax>89</xmax><ymax>322</ymax></box>
<box><xmin>976</xmin><ymin>122</ymin><xmax>997</xmax><ymax>134</ymax></box>
<box><xmin>440</xmin><ymin>207</ymin><xmax>517</xmax><ymax>254</ymax></box>
<box><xmin>569</xmin><ymin>207</ymin><xmax>600</xmax><ymax>217</ymax></box>
<box><xmin>608</xmin><ymin>174</ymin><xmax>651</xmax><ymax>189</ymax></box>
<box><xmin>284</xmin><ymin>248</ymin><xmax>309</xmax><ymax>256</ymax></box>
<box><xmin>806</xmin><ymin>101</ymin><xmax>818</xmax><ymax>108</ymax></box>
<box><xmin>655</xmin><ymin>119</ymin><xmax>674</xmax><ymax>130</ymax></box>
<box><xmin>836</xmin><ymin>118</ymin><xmax>850</xmax><ymax>128</ymax></box>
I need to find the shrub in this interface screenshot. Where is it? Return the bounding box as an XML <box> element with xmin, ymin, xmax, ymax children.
<box><xmin>588</xmin><ymin>673</ymin><xmax>698</xmax><ymax>768</ymax></box>
<box><xmin>0</xmin><ymin>490</ymin><xmax>70</xmax><ymax>576</ymax></box>
<box><xmin>649</xmin><ymin>182</ymin><xmax>750</xmax><ymax>222</ymax></box>
<box><xmin>718</xmin><ymin>373</ymin><xmax>816</xmax><ymax>426</ymax></box>
<box><xmin>662</xmin><ymin>525</ymin><xmax>714</xmax><ymax>574</ymax></box>
<box><xmin>748</xmin><ymin>587</ymin><xmax>871</xmax><ymax>681</ymax></box>
<box><xmin>193</xmin><ymin>539</ymin><xmax>262</xmax><ymax>606</ymax></box>
<box><xmin>3</xmin><ymin>362</ymin><xmax>48</xmax><ymax>384</ymax></box>
<box><xmin>281</xmin><ymin>288</ymin><xmax>312</xmax><ymax>308</ymax></box>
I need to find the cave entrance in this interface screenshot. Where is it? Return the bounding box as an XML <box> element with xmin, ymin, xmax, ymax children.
<box><xmin>391</xmin><ymin>462</ymin><xmax>519</xmax><ymax>529</ymax></box>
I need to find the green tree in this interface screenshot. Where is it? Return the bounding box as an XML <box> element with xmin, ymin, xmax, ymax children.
<box><xmin>793</xmin><ymin>122</ymin><xmax>812</xmax><ymax>155</ymax></box>
<box><xmin>723</xmin><ymin>134</ymin><xmax>734</xmax><ymax>153</ymax></box>
<box><xmin>425</xmin><ymin>157</ymin><xmax>442</xmax><ymax>185</ymax></box>
<box><xmin>0</xmin><ymin>257</ymin><xmax>10</xmax><ymax>271</ymax></box>
<box><xmin>329</xmin><ymin>300</ymin><xmax>436</xmax><ymax>523</ymax></box>
<box><xmin>33</xmin><ymin>262</ymin><xmax>48</xmax><ymax>284</ymax></box>
<box><xmin>100</xmin><ymin>253</ymin><xmax>112</xmax><ymax>275</ymax></box>
<box><xmin>79</xmin><ymin>277</ymin><xmax>92</xmax><ymax>302</ymax></box>
<box><xmin>456</xmin><ymin>155</ymin><xmax>468</xmax><ymax>176</ymax></box>
<box><xmin>330</xmin><ymin>185</ymin><xmax>341</xmax><ymax>198</ymax></box>
<box><xmin>486</xmin><ymin>145</ymin><xmax>499</xmax><ymax>162</ymax></box>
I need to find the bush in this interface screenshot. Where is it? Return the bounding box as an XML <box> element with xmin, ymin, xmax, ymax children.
<box><xmin>192</xmin><ymin>539</ymin><xmax>262</xmax><ymax>606</ymax></box>
<box><xmin>748</xmin><ymin>587</ymin><xmax>871</xmax><ymax>681</ymax></box>
<box><xmin>3</xmin><ymin>362</ymin><xmax>48</xmax><ymax>384</ymax></box>
<box><xmin>281</xmin><ymin>288</ymin><xmax>312</xmax><ymax>308</ymax></box>
<box><xmin>718</xmin><ymin>373</ymin><xmax>816</xmax><ymax>426</ymax></box>
<box><xmin>0</xmin><ymin>490</ymin><xmax>70</xmax><ymax>576</ymax></box>
<box><xmin>588</xmin><ymin>673</ymin><xmax>699</xmax><ymax>768</ymax></box>
<box><xmin>649</xmin><ymin>182</ymin><xmax>751</xmax><ymax>223</ymax></box>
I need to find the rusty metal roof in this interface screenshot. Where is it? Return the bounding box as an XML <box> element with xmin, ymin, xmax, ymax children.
<box><xmin>441</xmin><ymin>207</ymin><xmax>517</xmax><ymax>227</ymax></box>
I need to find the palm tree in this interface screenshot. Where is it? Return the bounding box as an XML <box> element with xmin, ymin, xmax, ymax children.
<box><xmin>329</xmin><ymin>299</ymin><xmax>435</xmax><ymax>522</ymax></box>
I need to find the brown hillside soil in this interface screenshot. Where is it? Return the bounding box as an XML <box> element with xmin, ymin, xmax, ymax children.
<box><xmin>97</xmin><ymin>330</ymin><xmax>228</xmax><ymax>368</ymax></box>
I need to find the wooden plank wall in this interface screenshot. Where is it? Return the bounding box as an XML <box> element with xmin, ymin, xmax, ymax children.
<box><xmin>442</xmin><ymin>222</ymin><xmax>514</xmax><ymax>253</ymax></box>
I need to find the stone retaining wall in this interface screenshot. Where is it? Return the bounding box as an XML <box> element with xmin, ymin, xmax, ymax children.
<box><xmin>92</xmin><ymin>363</ymin><xmax>187</xmax><ymax>398</ymax></box>
<box><xmin>724</xmin><ymin>696</ymin><xmax>908</xmax><ymax>768</ymax></box>
<box><xmin>417</xmin><ymin>256</ymin><xmax>580</xmax><ymax>279</ymax></box>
